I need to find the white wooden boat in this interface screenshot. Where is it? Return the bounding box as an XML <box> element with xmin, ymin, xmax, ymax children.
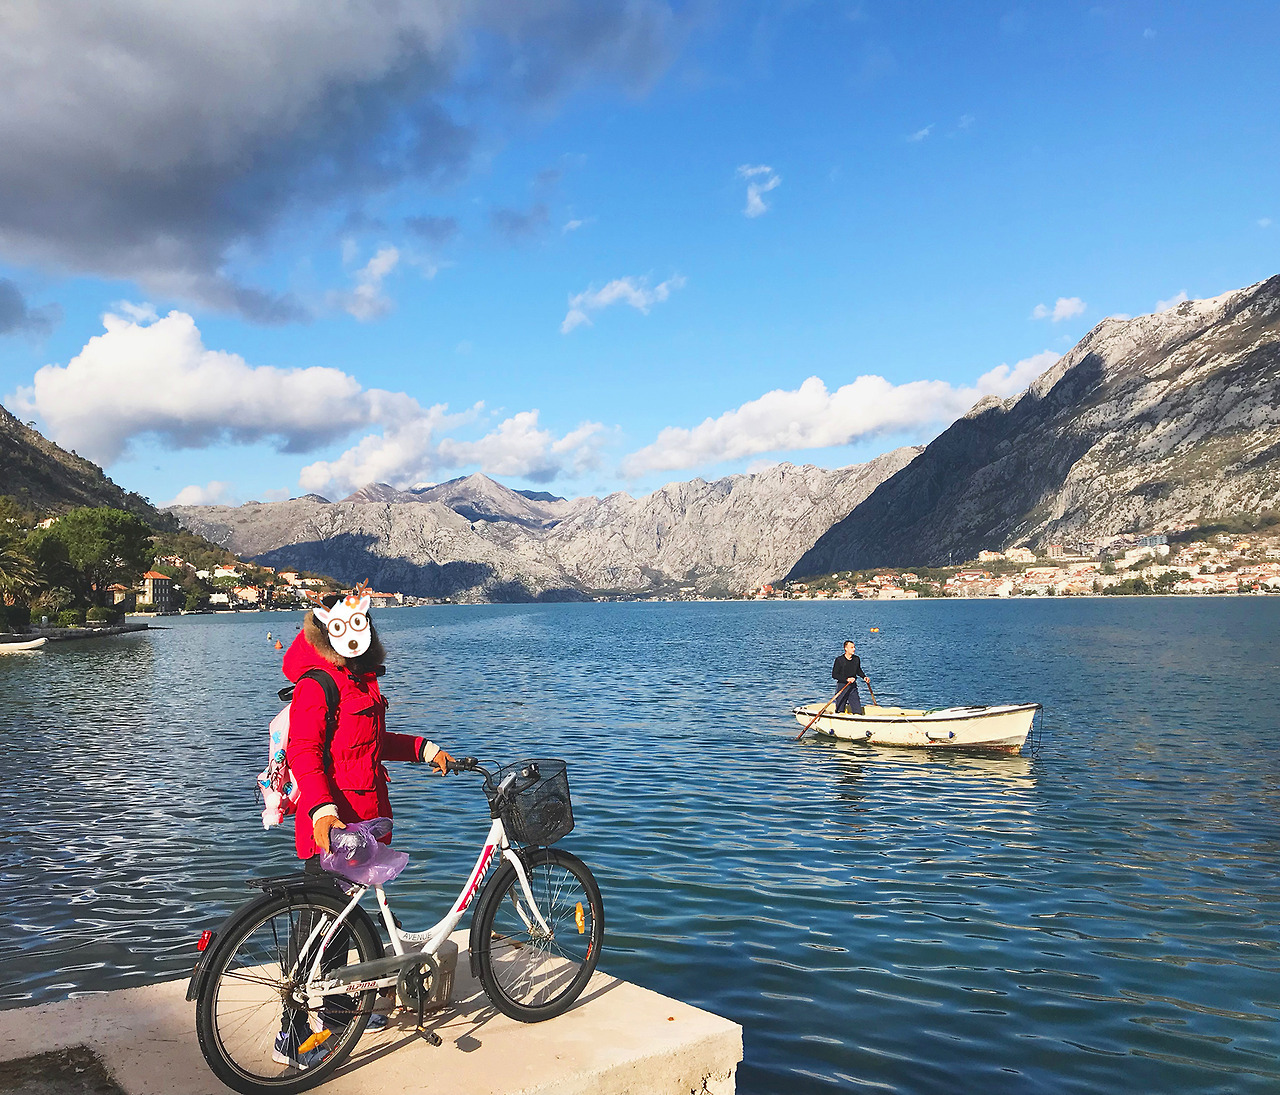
<box><xmin>0</xmin><ymin>637</ymin><xmax>47</xmax><ymax>652</ymax></box>
<box><xmin>793</xmin><ymin>701</ymin><xmax>1040</xmax><ymax>753</ymax></box>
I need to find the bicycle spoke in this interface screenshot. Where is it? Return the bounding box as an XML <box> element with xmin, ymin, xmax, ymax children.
<box><xmin>486</xmin><ymin>859</ymin><xmax>595</xmax><ymax>1010</ymax></box>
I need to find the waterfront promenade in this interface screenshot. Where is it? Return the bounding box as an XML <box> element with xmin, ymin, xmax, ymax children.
<box><xmin>0</xmin><ymin>933</ymin><xmax>742</xmax><ymax>1095</ymax></box>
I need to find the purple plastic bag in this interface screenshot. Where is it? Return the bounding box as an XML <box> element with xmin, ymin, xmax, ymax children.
<box><xmin>319</xmin><ymin>817</ymin><xmax>409</xmax><ymax>886</ymax></box>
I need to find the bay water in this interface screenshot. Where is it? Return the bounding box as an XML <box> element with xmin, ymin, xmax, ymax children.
<box><xmin>1</xmin><ymin>599</ymin><xmax>1277</xmax><ymax>1093</ymax></box>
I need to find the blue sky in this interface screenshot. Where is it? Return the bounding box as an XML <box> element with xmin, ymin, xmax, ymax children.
<box><xmin>1</xmin><ymin>1</ymin><xmax>1277</xmax><ymax>507</ymax></box>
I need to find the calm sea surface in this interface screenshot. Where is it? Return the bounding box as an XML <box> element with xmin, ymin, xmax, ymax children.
<box><xmin>2</xmin><ymin>600</ymin><xmax>1278</xmax><ymax>1093</ymax></box>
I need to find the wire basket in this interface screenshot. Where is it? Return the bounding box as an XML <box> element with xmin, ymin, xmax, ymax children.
<box><xmin>484</xmin><ymin>759</ymin><xmax>574</xmax><ymax>846</ymax></box>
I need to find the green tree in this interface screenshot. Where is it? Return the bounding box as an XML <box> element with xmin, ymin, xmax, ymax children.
<box><xmin>0</xmin><ymin>536</ymin><xmax>40</xmax><ymax>604</ymax></box>
<box><xmin>27</xmin><ymin>508</ymin><xmax>153</xmax><ymax>607</ymax></box>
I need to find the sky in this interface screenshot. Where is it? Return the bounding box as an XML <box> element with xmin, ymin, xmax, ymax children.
<box><xmin>1</xmin><ymin>1</ymin><xmax>1277</xmax><ymax>508</ymax></box>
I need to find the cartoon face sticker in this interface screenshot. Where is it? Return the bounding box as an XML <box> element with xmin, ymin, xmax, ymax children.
<box><xmin>313</xmin><ymin>592</ymin><xmax>372</xmax><ymax>658</ymax></box>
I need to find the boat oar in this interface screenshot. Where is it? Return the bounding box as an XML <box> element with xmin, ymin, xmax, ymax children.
<box><xmin>796</xmin><ymin>687</ymin><xmax>845</xmax><ymax>741</ymax></box>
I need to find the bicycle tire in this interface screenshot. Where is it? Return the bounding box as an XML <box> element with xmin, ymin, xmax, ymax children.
<box><xmin>472</xmin><ymin>847</ymin><xmax>604</xmax><ymax>1022</ymax></box>
<box><xmin>195</xmin><ymin>889</ymin><xmax>381</xmax><ymax>1095</ymax></box>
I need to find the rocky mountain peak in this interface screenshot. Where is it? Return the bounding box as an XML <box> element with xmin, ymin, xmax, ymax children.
<box><xmin>790</xmin><ymin>276</ymin><xmax>1280</xmax><ymax>575</ymax></box>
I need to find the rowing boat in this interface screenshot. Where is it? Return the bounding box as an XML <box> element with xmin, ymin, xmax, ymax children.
<box><xmin>0</xmin><ymin>637</ymin><xmax>48</xmax><ymax>653</ymax></box>
<box><xmin>792</xmin><ymin>701</ymin><xmax>1040</xmax><ymax>753</ymax></box>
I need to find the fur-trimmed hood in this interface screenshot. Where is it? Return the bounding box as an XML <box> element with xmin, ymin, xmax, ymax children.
<box><xmin>290</xmin><ymin>610</ymin><xmax>386</xmax><ymax>677</ymax></box>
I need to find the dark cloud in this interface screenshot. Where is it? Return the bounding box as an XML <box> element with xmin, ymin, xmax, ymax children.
<box><xmin>0</xmin><ymin>279</ymin><xmax>60</xmax><ymax>337</ymax></box>
<box><xmin>0</xmin><ymin>2</ymin><xmax>683</xmax><ymax>322</ymax></box>
<box><xmin>491</xmin><ymin>204</ymin><xmax>551</xmax><ymax>244</ymax></box>
<box><xmin>403</xmin><ymin>215</ymin><xmax>461</xmax><ymax>245</ymax></box>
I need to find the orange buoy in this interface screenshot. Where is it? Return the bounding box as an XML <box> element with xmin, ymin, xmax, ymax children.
<box><xmin>870</xmin><ymin>627</ymin><xmax>879</xmax><ymax>632</ymax></box>
<box><xmin>274</xmin><ymin>640</ymin><xmax>283</xmax><ymax>649</ymax></box>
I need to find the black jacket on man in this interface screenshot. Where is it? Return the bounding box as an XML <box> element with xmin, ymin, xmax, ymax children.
<box><xmin>832</xmin><ymin>654</ymin><xmax>866</xmax><ymax>684</ymax></box>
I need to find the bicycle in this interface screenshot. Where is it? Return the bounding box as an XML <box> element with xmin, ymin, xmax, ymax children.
<box><xmin>189</xmin><ymin>757</ymin><xmax>604</xmax><ymax>1095</ymax></box>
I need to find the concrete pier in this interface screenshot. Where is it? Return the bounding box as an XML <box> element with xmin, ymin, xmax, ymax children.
<box><xmin>0</xmin><ymin>935</ymin><xmax>742</xmax><ymax>1095</ymax></box>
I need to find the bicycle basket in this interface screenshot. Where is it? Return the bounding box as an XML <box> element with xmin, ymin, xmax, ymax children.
<box><xmin>484</xmin><ymin>759</ymin><xmax>574</xmax><ymax>846</ymax></box>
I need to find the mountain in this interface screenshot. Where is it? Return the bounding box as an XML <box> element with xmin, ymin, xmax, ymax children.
<box><xmin>0</xmin><ymin>402</ymin><xmax>175</xmax><ymax>526</ymax></box>
<box><xmin>170</xmin><ymin>449</ymin><xmax>920</xmax><ymax>601</ymax></box>
<box><xmin>790</xmin><ymin>277</ymin><xmax>1280</xmax><ymax>576</ymax></box>
<box><xmin>341</xmin><ymin>474</ymin><xmax>585</xmax><ymax>528</ymax></box>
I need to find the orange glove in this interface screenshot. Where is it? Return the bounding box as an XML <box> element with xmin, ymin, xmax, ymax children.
<box><xmin>313</xmin><ymin>814</ymin><xmax>346</xmax><ymax>853</ymax></box>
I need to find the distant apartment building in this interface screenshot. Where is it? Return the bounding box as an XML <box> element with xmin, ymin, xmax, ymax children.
<box><xmin>139</xmin><ymin>571</ymin><xmax>174</xmax><ymax>612</ymax></box>
<box><xmin>213</xmin><ymin>566</ymin><xmax>242</xmax><ymax>579</ymax></box>
<box><xmin>977</xmin><ymin>550</ymin><xmax>1004</xmax><ymax>562</ymax></box>
<box><xmin>1005</xmin><ymin>547</ymin><xmax>1036</xmax><ymax>563</ymax></box>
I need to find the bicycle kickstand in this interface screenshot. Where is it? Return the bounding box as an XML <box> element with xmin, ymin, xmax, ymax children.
<box><xmin>416</xmin><ymin>956</ymin><xmax>442</xmax><ymax>1047</ymax></box>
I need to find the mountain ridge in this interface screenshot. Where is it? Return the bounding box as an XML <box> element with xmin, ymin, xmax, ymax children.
<box><xmin>170</xmin><ymin>449</ymin><xmax>921</xmax><ymax>600</ymax></box>
<box><xmin>0</xmin><ymin>402</ymin><xmax>175</xmax><ymax>527</ymax></box>
<box><xmin>790</xmin><ymin>276</ymin><xmax>1280</xmax><ymax>575</ymax></box>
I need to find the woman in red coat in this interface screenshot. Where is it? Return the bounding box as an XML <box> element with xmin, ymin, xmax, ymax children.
<box><xmin>283</xmin><ymin>589</ymin><xmax>454</xmax><ymax>858</ymax></box>
<box><xmin>274</xmin><ymin>589</ymin><xmax>452</xmax><ymax>1071</ymax></box>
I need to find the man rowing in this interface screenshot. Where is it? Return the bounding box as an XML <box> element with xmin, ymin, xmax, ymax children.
<box><xmin>831</xmin><ymin>640</ymin><xmax>872</xmax><ymax>714</ymax></box>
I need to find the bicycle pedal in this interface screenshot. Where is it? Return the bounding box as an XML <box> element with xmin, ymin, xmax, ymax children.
<box><xmin>417</xmin><ymin>1027</ymin><xmax>442</xmax><ymax>1047</ymax></box>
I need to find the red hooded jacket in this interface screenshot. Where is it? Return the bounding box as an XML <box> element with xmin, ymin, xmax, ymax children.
<box><xmin>282</xmin><ymin>628</ymin><xmax>429</xmax><ymax>859</ymax></box>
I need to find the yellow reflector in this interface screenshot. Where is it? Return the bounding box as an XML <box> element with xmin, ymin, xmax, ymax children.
<box><xmin>575</xmin><ymin>902</ymin><xmax>586</xmax><ymax>934</ymax></box>
<box><xmin>298</xmin><ymin>1028</ymin><xmax>332</xmax><ymax>1054</ymax></box>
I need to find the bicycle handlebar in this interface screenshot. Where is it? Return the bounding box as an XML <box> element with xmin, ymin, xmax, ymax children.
<box><xmin>444</xmin><ymin>756</ymin><xmax>484</xmax><ymax>775</ymax></box>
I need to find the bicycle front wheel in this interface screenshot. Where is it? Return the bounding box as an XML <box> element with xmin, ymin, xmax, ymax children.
<box><xmin>472</xmin><ymin>847</ymin><xmax>604</xmax><ymax>1022</ymax></box>
<box><xmin>194</xmin><ymin>889</ymin><xmax>381</xmax><ymax>1095</ymax></box>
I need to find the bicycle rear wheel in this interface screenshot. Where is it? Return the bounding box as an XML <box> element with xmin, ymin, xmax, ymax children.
<box><xmin>472</xmin><ymin>847</ymin><xmax>604</xmax><ymax>1022</ymax></box>
<box><xmin>195</xmin><ymin>890</ymin><xmax>380</xmax><ymax>1095</ymax></box>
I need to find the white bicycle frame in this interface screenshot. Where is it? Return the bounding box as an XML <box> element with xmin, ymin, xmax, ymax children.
<box><xmin>297</xmin><ymin>811</ymin><xmax>553</xmax><ymax>1004</ymax></box>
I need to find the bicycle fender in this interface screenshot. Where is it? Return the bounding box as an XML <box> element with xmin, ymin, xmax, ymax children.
<box><xmin>468</xmin><ymin>859</ymin><xmax>518</xmax><ymax>979</ymax></box>
<box><xmin>185</xmin><ymin>885</ymin><xmax>382</xmax><ymax>1003</ymax></box>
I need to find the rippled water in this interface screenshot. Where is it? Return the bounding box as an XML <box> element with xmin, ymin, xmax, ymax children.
<box><xmin>2</xmin><ymin>600</ymin><xmax>1278</xmax><ymax>1093</ymax></box>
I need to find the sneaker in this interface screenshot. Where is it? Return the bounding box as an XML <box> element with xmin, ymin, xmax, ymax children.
<box><xmin>272</xmin><ymin>1029</ymin><xmax>332</xmax><ymax>1070</ymax></box>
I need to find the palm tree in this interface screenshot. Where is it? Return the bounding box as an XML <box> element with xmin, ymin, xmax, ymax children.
<box><xmin>0</xmin><ymin>539</ymin><xmax>40</xmax><ymax>603</ymax></box>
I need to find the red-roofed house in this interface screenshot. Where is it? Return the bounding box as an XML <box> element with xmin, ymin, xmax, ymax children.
<box><xmin>139</xmin><ymin>571</ymin><xmax>174</xmax><ymax>613</ymax></box>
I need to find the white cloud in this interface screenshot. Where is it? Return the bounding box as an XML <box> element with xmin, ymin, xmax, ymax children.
<box><xmin>563</xmin><ymin>218</ymin><xmax>585</xmax><ymax>233</ymax></box>
<box><xmin>621</xmin><ymin>351</ymin><xmax>1060</xmax><ymax>476</ymax></box>
<box><xmin>561</xmin><ymin>274</ymin><xmax>685</xmax><ymax>333</ymax></box>
<box><xmin>1155</xmin><ymin>290</ymin><xmax>1188</xmax><ymax>313</ymax></box>
<box><xmin>957</xmin><ymin>113</ymin><xmax>975</xmax><ymax>129</ymax></box>
<box><xmin>169</xmin><ymin>480</ymin><xmax>233</xmax><ymax>507</ymax></box>
<box><xmin>298</xmin><ymin>403</ymin><xmax>477</xmax><ymax>494</ymax></box>
<box><xmin>112</xmin><ymin>300</ymin><xmax>159</xmax><ymax>323</ymax></box>
<box><xmin>10</xmin><ymin>309</ymin><xmax>420</xmax><ymax>464</ymax></box>
<box><xmin>330</xmin><ymin>245</ymin><xmax>400</xmax><ymax>321</ymax></box>
<box><xmin>907</xmin><ymin>125</ymin><xmax>934</xmax><ymax>142</ymax></box>
<box><xmin>1031</xmin><ymin>297</ymin><xmax>1087</xmax><ymax>322</ymax></box>
<box><xmin>301</xmin><ymin>409</ymin><xmax>604</xmax><ymax>493</ymax></box>
<box><xmin>1260</xmin><ymin>217</ymin><xmax>1274</xmax><ymax>228</ymax></box>
<box><xmin>1143</xmin><ymin>27</ymin><xmax>1156</xmax><ymax>39</ymax></box>
<box><xmin>973</xmin><ymin>351</ymin><xmax>1060</xmax><ymax>396</ymax></box>
<box><xmin>13</xmin><ymin>306</ymin><xmax>618</xmax><ymax>495</ymax></box>
<box><xmin>440</xmin><ymin>413</ymin><xmax>605</xmax><ymax>482</ymax></box>
<box><xmin>737</xmin><ymin>164</ymin><xmax>781</xmax><ymax>218</ymax></box>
